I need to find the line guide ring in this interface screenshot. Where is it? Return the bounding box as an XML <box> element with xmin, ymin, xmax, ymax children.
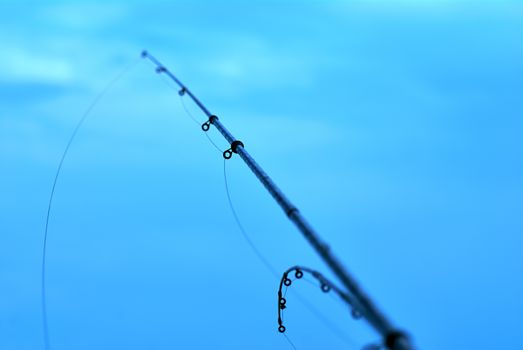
<box><xmin>223</xmin><ymin>140</ymin><xmax>244</xmax><ymax>159</ymax></box>
<box><xmin>201</xmin><ymin>115</ymin><xmax>219</xmax><ymax>132</ymax></box>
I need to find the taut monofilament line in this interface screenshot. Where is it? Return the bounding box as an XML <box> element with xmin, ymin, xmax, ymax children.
<box><xmin>142</xmin><ymin>50</ymin><xmax>415</xmax><ymax>350</ymax></box>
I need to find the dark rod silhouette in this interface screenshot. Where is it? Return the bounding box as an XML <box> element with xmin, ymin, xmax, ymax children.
<box><xmin>142</xmin><ymin>50</ymin><xmax>415</xmax><ymax>350</ymax></box>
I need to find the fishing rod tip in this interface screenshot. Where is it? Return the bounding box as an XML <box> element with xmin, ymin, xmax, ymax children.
<box><xmin>141</xmin><ymin>50</ymin><xmax>148</xmax><ymax>58</ymax></box>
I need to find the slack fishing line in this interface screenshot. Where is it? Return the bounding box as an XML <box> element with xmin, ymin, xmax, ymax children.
<box><xmin>40</xmin><ymin>56</ymin><xmax>217</xmax><ymax>350</ymax></box>
<box><xmin>40</xmin><ymin>57</ymin><xmax>218</xmax><ymax>349</ymax></box>
<box><xmin>142</xmin><ymin>50</ymin><xmax>415</xmax><ymax>350</ymax></box>
<box><xmin>222</xmin><ymin>159</ymin><xmax>279</xmax><ymax>277</ymax></box>
<box><xmin>41</xmin><ymin>57</ymin><xmax>141</xmax><ymax>350</ymax></box>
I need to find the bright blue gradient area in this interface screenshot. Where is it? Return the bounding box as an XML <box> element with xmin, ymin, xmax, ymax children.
<box><xmin>1</xmin><ymin>1</ymin><xmax>522</xmax><ymax>349</ymax></box>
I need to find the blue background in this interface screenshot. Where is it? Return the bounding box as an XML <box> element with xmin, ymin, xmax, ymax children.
<box><xmin>1</xmin><ymin>1</ymin><xmax>522</xmax><ymax>349</ymax></box>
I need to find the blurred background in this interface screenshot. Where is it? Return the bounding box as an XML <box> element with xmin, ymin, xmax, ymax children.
<box><xmin>1</xmin><ymin>1</ymin><xmax>522</xmax><ymax>349</ymax></box>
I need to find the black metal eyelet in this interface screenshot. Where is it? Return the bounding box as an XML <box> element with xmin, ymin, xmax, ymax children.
<box><xmin>223</xmin><ymin>149</ymin><xmax>233</xmax><ymax>159</ymax></box>
<box><xmin>202</xmin><ymin>121</ymin><xmax>211</xmax><ymax>132</ymax></box>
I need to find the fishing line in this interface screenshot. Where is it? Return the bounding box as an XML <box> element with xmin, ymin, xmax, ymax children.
<box><xmin>162</xmin><ymin>73</ymin><xmax>225</xmax><ymax>153</ymax></box>
<box><xmin>178</xmin><ymin>92</ymin><xmax>202</xmax><ymax>127</ymax></box>
<box><xmin>223</xmin><ymin>159</ymin><xmax>279</xmax><ymax>277</ymax></box>
<box><xmin>179</xmin><ymin>96</ymin><xmax>223</xmax><ymax>153</ymax></box>
<box><xmin>160</xmin><ymin>75</ymin><xmax>201</xmax><ymax>127</ymax></box>
<box><xmin>158</xmin><ymin>67</ymin><xmax>224</xmax><ymax>154</ymax></box>
<box><xmin>301</xmin><ymin>276</ymin><xmax>318</xmax><ymax>288</ymax></box>
<box><xmin>292</xmin><ymin>294</ymin><xmax>359</xmax><ymax>349</ymax></box>
<box><xmin>41</xmin><ymin>57</ymin><xmax>140</xmax><ymax>350</ymax></box>
<box><xmin>283</xmin><ymin>333</ymin><xmax>298</xmax><ymax>350</ymax></box>
<box><xmin>161</xmin><ymin>77</ymin><xmax>224</xmax><ymax>153</ymax></box>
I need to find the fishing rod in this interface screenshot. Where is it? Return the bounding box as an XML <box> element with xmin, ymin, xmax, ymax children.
<box><xmin>142</xmin><ymin>50</ymin><xmax>415</xmax><ymax>350</ymax></box>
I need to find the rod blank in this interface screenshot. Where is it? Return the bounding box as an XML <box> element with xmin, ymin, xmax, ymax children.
<box><xmin>142</xmin><ymin>50</ymin><xmax>415</xmax><ymax>350</ymax></box>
